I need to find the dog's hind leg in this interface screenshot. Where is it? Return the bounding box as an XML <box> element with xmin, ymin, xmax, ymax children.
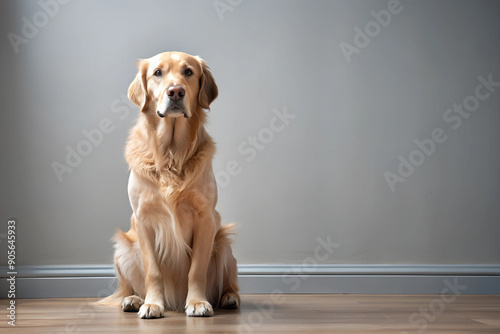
<box><xmin>219</xmin><ymin>240</ymin><xmax>240</xmax><ymax>310</ymax></box>
<box><xmin>208</xmin><ymin>220</ymin><xmax>240</xmax><ymax>310</ymax></box>
<box><xmin>219</xmin><ymin>252</ymin><xmax>240</xmax><ymax>310</ymax></box>
<box><xmin>97</xmin><ymin>227</ymin><xmax>146</xmax><ymax>309</ymax></box>
<box><xmin>115</xmin><ymin>259</ymin><xmax>144</xmax><ymax>312</ymax></box>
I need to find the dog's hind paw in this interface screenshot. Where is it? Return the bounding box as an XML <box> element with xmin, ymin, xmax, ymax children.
<box><xmin>121</xmin><ymin>295</ymin><xmax>144</xmax><ymax>312</ymax></box>
<box><xmin>220</xmin><ymin>292</ymin><xmax>240</xmax><ymax>309</ymax></box>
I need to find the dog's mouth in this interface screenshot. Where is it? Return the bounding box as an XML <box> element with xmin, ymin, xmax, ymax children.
<box><xmin>157</xmin><ymin>102</ymin><xmax>189</xmax><ymax>119</ymax></box>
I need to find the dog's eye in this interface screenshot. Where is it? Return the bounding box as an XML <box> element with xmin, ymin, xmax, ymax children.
<box><xmin>184</xmin><ymin>68</ymin><xmax>193</xmax><ymax>76</ymax></box>
<box><xmin>154</xmin><ymin>69</ymin><xmax>162</xmax><ymax>77</ymax></box>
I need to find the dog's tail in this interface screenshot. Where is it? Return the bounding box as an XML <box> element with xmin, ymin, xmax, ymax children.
<box><xmin>213</xmin><ymin>222</ymin><xmax>238</xmax><ymax>253</ymax></box>
<box><xmin>94</xmin><ymin>290</ymin><xmax>123</xmax><ymax>306</ymax></box>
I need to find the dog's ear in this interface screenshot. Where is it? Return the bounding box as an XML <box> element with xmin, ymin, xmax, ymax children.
<box><xmin>128</xmin><ymin>59</ymin><xmax>150</xmax><ymax>112</ymax></box>
<box><xmin>196</xmin><ymin>57</ymin><xmax>218</xmax><ymax>110</ymax></box>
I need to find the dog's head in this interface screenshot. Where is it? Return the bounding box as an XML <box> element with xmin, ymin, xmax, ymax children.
<box><xmin>128</xmin><ymin>52</ymin><xmax>218</xmax><ymax>119</ymax></box>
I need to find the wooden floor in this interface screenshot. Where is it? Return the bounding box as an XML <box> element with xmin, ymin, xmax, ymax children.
<box><xmin>1</xmin><ymin>294</ymin><xmax>499</xmax><ymax>333</ymax></box>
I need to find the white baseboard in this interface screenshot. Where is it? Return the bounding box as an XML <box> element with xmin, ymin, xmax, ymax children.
<box><xmin>1</xmin><ymin>264</ymin><xmax>499</xmax><ymax>298</ymax></box>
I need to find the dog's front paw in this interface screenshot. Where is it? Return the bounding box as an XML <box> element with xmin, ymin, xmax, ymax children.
<box><xmin>138</xmin><ymin>303</ymin><xmax>164</xmax><ymax>319</ymax></box>
<box><xmin>185</xmin><ymin>300</ymin><xmax>214</xmax><ymax>317</ymax></box>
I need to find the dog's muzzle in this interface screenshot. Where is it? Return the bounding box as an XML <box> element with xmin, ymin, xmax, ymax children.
<box><xmin>156</xmin><ymin>110</ymin><xmax>188</xmax><ymax>118</ymax></box>
<box><xmin>157</xmin><ymin>103</ymin><xmax>189</xmax><ymax>118</ymax></box>
<box><xmin>157</xmin><ymin>85</ymin><xmax>189</xmax><ymax>118</ymax></box>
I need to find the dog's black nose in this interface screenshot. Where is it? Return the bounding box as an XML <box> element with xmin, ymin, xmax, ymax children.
<box><xmin>167</xmin><ymin>85</ymin><xmax>185</xmax><ymax>101</ymax></box>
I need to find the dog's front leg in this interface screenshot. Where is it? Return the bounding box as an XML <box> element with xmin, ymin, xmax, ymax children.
<box><xmin>185</xmin><ymin>212</ymin><xmax>215</xmax><ymax>317</ymax></box>
<box><xmin>135</xmin><ymin>210</ymin><xmax>165</xmax><ymax>319</ymax></box>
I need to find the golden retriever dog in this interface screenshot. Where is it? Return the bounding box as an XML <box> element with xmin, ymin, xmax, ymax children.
<box><xmin>98</xmin><ymin>51</ymin><xmax>240</xmax><ymax>318</ymax></box>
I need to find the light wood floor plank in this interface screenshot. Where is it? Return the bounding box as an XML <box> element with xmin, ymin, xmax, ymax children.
<box><xmin>0</xmin><ymin>294</ymin><xmax>499</xmax><ymax>333</ymax></box>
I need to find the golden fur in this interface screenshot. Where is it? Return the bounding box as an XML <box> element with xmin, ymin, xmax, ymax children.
<box><xmin>98</xmin><ymin>52</ymin><xmax>239</xmax><ymax>318</ymax></box>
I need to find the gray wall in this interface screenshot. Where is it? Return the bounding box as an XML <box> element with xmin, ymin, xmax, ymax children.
<box><xmin>0</xmin><ymin>0</ymin><xmax>499</xmax><ymax>267</ymax></box>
